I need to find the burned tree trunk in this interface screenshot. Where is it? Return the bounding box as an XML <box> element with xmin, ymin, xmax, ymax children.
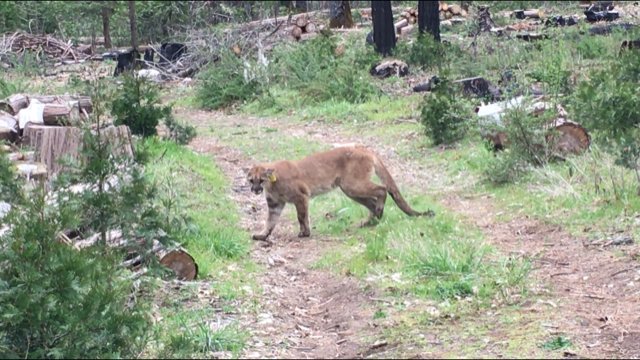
<box><xmin>371</xmin><ymin>1</ymin><xmax>395</xmax><ymax>56</ymax></box>
<box><xmin>101</xmin><ymin>5</ymin><xmax>113</xmax><ymax>49</ymax></box>
<box><xmin>128</xmin><ymin>0</ymin><xmax>138</xmax><ymax>49</ymax></box>
<box><xmin>418</xmin><ymin>0</ymin><xmax>441</xmax><ymax>42</ymax></box>
<box><xmin>329</xmin><ymin>1</ymin><xmax>355</xmax><ymax>28</ymax></box>
<box><xmin>295</xmin><ymin>0</ymin><xmax>308</xmax><ymax>12</ymax></box>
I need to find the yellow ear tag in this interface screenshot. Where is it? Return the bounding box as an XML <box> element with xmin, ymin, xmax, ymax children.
<box><xmin>268</xmin><ymin>173</ymin><xmax>277</xmax><ymax>182</ymax></box>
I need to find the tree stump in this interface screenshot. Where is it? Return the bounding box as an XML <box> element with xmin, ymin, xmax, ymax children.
<box><xmin>23</xmin><ymin>124</ymin><xmax>134</xmax><ymax>177</ymax></box>
<box><xmin>329</xmin><ymin>0</ymin><xmax>355</xmax><ymax>28</ymax></box>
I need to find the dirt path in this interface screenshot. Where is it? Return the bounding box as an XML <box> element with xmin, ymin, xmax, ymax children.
<box><xmin>182</xmin><ymin>108</ymin><xmax>395</xmax><ymax>359</ymax></box>
<box><xmin>177</xmin><ymin>106</ymin><xmax>639</xmax><ymax>359</ymax></box>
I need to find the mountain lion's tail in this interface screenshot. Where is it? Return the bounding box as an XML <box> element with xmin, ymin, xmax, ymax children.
<box><xmin>373</xmin><ymin>157</ymin><xmax>435</xmax><ymax>217</ymax></box>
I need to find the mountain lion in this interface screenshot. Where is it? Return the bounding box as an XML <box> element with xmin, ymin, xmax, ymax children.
<box><xmin>245</xmin><ymin>146</ymin><xmax>434</xmax><ymax>241</ymax></box>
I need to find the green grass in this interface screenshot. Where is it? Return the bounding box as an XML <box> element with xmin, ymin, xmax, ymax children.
<box><xmin>142</xmin><ymin>138</ymin><xmax>256</xmax><ymax>358</ymax></box>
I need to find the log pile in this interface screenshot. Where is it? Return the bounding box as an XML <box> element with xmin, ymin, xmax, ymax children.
<box><xmin>0</xmin><ymin>31</ymin><xmax>91</xmax><ymax>68</ymax></box>
<box><xmin>0</xmin><ymin>92</ymin><xmax>136</xmax><ymax>179</ymax></box>
<box><xmin>438</xmin><ymin>3</ymin><xmax>468</xmax><ymax>19</ymax></box>
<box><xmin>284</xmin><ymin>13</ymin><xmax>320</xmax><ymax>41</ymax></box>
<box><xmin>395</xmin><ymin>4</ymin><xmax>467</xmax><ymax>36</ymax></box>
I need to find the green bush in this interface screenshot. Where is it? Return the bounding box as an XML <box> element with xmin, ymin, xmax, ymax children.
<box><xmin>0</xmin><ymin>197</ymin><xmax>151</xmax><ymax>359</ymax></box>
<box><xmin>570</xmin><ymin>49</ymin><xmax>640</xmax><ymax>170</ymax></box>
<box><xmin>197</xmin><ymin>48</ymin><xmax>264</xmax><ymax>110</ymax></box>
<box><xmin>420</xmin><ymin>77</ymin><xmax>469</xmax><ymax>146</ymax></box>
<box><xmin>111</xmin><ymin>74</ymin><xmax>173</xmax><ymax>138</ymax></box>
<box><xmin>393</xmin><ymin>33</ymin><xmax>445</xmax><ymax>70</ymax></box>
<box><xmin>480</xmin><ymin>102</ymin><xmax>560</xmax><ymax>184</ymax></box>
<box><xmin>0</xmin><ymin>146</ymin><xmax>20</xmax><ymax>204</ymax></box>
<box><xmin>0</xmin><ymin>78</ymin><xmax>194</xmax><ymax>358</ymax></box>
<box><xmin>163</xmin><ymin>113</ymin><xmax>197</xmax><ymax>145</ymax></box>
<box><xmin>269</xmin><ymin>32</ymin><xmax>379</xmax><ymax>105</ymax></box>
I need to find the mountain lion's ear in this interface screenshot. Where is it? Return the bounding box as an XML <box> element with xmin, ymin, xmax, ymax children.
<box><xmin>242</xmin><ymin>167</ymin><xmax>250</xmax><ymax>175</ymax></box>
<box><xmin>264</xmin><ymin>168</ymin><xmax>274</xmax><ymax>177</ymax></box>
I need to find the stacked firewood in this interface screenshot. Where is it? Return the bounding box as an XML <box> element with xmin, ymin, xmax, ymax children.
<box><xmin>395</xmin><ymin>4</ymin><xmax>467</xmax><ymax>36</ymax></box>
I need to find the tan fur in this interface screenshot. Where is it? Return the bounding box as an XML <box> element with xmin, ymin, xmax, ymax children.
<box><xmin>246</xmin><ymin>146</ymin><xmax>435</xmax><ymax>241</ymax></box>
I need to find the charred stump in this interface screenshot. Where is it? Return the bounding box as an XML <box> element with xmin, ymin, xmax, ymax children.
<box><xmin>418</xmin><ymin>0</ymin><xmax>440</xmax><ymax>42</ymax></box>
<box><xmin>477</xmin><ymin>5</ymin><xmax>496</xmax><ymax>33</ymax></box>
<box><xmin>372</xmin><ymin>1</ymin><xmax>396</xmax><ymax>56</ymax></box>
<box><xmin>329</xmin><ymin>0</ymin><xmax>355</xmax><ymax>28</ymax></box>
<box><xmin>113</xmin><ymin>49</ymin><xmax>141</xmax><ymax>77</ymax></box>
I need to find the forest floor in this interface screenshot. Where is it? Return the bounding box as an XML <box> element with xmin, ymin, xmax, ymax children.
<box><xmin>162</xmin><ymin>95</ymin><xmax>640</xmax><ymax>359</ymax></box>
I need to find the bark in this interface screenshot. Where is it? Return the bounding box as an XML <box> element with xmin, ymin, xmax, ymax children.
<box><xmin>128</xmin><ymin>1</ymin><xmax>138</xmax><ymax>49</ymax></box>
<box><xmin>295</xmin><ymin>1</ymin><xmax>308</xmax><ymax>12</ymax></box>
<box><xmin>418</xmin><ymin>0</ymin><xmax>440</xmax><ymax>42</ymax></box>
<box><xmin>329</xmin><ymin>1</ymin><xmax>355</xmax><ymax>28</ymax></box>
<box><xmin>371</xmin><ymin>1</ymin><xmax>395</xmax><ymax>56</ymax></box>
<box><xmin>101</xmin><ymin>6</ymin><xmax>113</xmax><ymax>49</ymax></box>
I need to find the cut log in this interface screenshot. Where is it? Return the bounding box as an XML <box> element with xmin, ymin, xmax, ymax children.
<box><xmin>0</xmin><ymin>94</ymin><xmax>28</xmax><ymax>116</ymax></box>
<box><xmin>305</xmin><ymin>22</ymin><xmax>317</xmax><ymax>33</ymax></box>
<box><xmin>43</xmin><ymin>103</ymin><xmax>83</xmax><ymax>126</ymax></box>
<box><xmin>299</xmin><ymin>33</ymin><xmax>319</xmax><ymax>41</ymax></box>
<box><xmin>73</xmin><ymin>230</ymin><xmax>198</xmax><ymax>281</ymax></box>
<box><xmin>449</xmin><ymin>4</ymin><xmax>461</xmax><ymax>15</ymax></box>
<box><xmin>370</xmin><ymin>59</ymin><xmax>409</xmax><ymax>78</ymax></box>
<box><xmin>395</xmin><ymin>18</ymin><xmax>409</xmax><ymax>30</ymax></box>
<box><xmin>29</xmin><ymin>95</ymin><xmax>93</xmax><ymax>114</ymax></box>
<box><xmin>0</xmin><ymin>112</ymin><xmax>17</xmax><ymax>143</ymax></box>
<box><xmin>296</xmin><ymin>13</ymin><xmax>309</xmax><ymax>28</ymax></box>
<box><xmin>158</xmin><ymin>247</ymin><xmax>199</xmax><ymax>281</ymax></box>
<box><xmin>292</xmin><ymin>25</ymin><xmax>303</xmax><ymax>40</ymax></box>
<box><xmin>515</xmin><ymin>9</ymin><xmax>544</xmax><ymax>19</ymax></box>
<box><xmin>401</xmin><ymin>24</ymin><xmax>415</xmax><ymax>36</ymax></box>
<box><xmin>400</xmin><ymin>11</ymin><xmax>409</xmax><ymax>19</ymax></box>
<box><xmin>14</xmin><ymin>162</ymin><xmax>47</xmax><ymax>180</ymax></box>
<box><xmin>395</xmin><ymin>19</ymin><xmax>409</xmax><ymax>34</ymax></box>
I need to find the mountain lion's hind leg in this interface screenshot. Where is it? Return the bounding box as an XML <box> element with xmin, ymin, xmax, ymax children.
<box><xmin>294</xmin><ymin>195</ymin><xmax>311</xmax><ymax>238</ymax></box>
<box><xmin>339</xmin><ymin>180</ymin><xmax>388</xmax><ymax>227</ymax></box>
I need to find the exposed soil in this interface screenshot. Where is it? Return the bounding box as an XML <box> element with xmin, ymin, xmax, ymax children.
<box><xmin>178</xmin><ymin>105</ymin><xmax>640</xmax><ymax>359</ymax></box>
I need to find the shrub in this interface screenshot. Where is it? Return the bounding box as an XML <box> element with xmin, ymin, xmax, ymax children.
<box><xmin>163</xmin><ymin>113</ymin><xmax>197</xmax><ymax>145</ymax></box>
<box><xmin>111</xmin><ymin>74</ymin><xmax>173</xmax><ymax>138</ymax></box>
<box><xmin>269</xmin><ymin>32</ymin><xmax>379</xmax><ymax>105</ymax></box>
<box><xmin>0</xmin><ymin>196</ymin><xmax>151</xmax><ymax>359</ymax></box>
<box><xmin>420</xmin><ymin>76</ymin><xmax>470</xmax><ymax>146</ymax></box>
<box><xmin>570</xmin><ymin>48</ymin><xmax>640</xmax><ymax>171</ymax></box>
<box><xmin>197</xmin><ymin>48</ymin><xmax>264</xmax><ymax>110</ymax></box>
<box><xmin>393</xmin><ymin>33</ymin><xmax>445</xmax><ymax>70</ymax></box>
<box><xmin>0</xmin><ymin>77</ymin><xmax>190</xmax><ymax>358</ymax></box>
<box><xmin>480</xmin><ymin>101</ymin><xmax>563</xmax><ymax>185</ymax></box>
<box><xmin>0</xmin><ymin>146</ymin><xmax>20</xmax><ymax>204</ymax></box>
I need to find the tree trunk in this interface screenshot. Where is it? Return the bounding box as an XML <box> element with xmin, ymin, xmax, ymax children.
<box><xmin>329</xmin><ymin>1</ymin><xmax>355</xmax><ymax>28</ymax></box>
<box><xmin>295</xmin><ymin>1</ymin><xmax>308</xmax><ymax>12</ymax></box>
<box><xmin>101</xmin><ymin>6</ymin><xmax>113</xmax><ymax>49</ymax></box>
<box><xmin>418</xmin><ymin>0</ymin><xmax>440</xmax><ymax>42</ymax></box>
<box><xmin>371</xmin><ymin>1</ymin><xmax>395</xmax><ymax>56</ymax></box>
<box><xmin>128</xmin><ymin>1</ymin><xmax>138</xmax><ymax>49</ymax></box>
